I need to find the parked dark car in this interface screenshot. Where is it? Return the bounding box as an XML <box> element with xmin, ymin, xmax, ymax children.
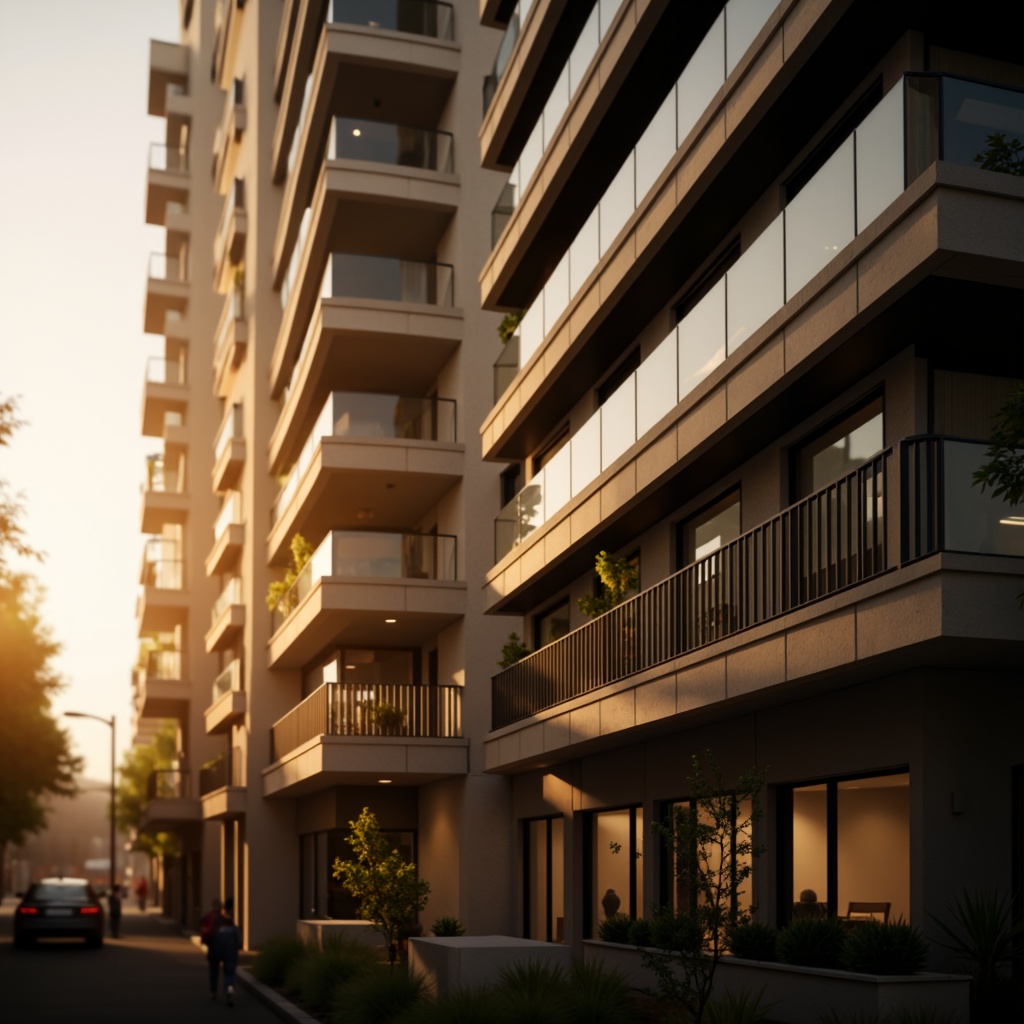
<box><xmin>14</xmin><ymin>877</ymin><xmax>105</xmax><ymax>949</ymax></box>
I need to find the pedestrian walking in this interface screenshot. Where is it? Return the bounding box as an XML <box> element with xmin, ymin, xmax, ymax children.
<box><xmin>208</xmin><ymin>898</ymin><xmax>241</xmax><ymax>1006</ymax></box>
<box><xmin>135</xmin><ymin>875</ymin><xmax>148</xmax><ymax>911</ymax></box>
<box><xmin>107</xmin><ymin>884</ymin><xmax>122</xmax><ymax>938</ymax></box>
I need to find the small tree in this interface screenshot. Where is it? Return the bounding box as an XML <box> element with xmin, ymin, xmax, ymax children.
<box><xmin>644</xmin><ymin>751</ymin><xmax>767</xmax><ymax>1024</ymax></box>
<box><xmin>265</xmin><ymin>532</ymin><xmax>314</xmax><ymax>613</ymax></box>
<box><xmin>498</xmin><ymin>632</ymin><xmax>530</xmax><ymax>668</ymax></box>
<box><xmin>578</xmin><ymin>551</ymin><xmax>639</xmax><ymax>619</ymax></box>
<box><xmin>332</xmin><ymin>807</ymin><xmax>430</xmax><ymax>964</ymax></box>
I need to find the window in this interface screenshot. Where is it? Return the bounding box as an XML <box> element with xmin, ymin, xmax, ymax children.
<box><xmin>597</xmin><ymin>347</ymin><xmax>641</xmax><ymax>407</ymax></box>
<box><xmin>532</xmin><ymin>425</ymin><xmax>569</xmax><ymax>475</ymax></box>
<box><xmin>588</xmin><ymin>807</ymin><xmax>643</xmax><ymax>937</ymax></box>
<box><xmin>534</xmin><ymin>600</ymin><xmax>569</xmax><ymax>649</ymax></box>
<box><xmin>793</xmin><ymin>397</ymin><xmax>884</xmax><ymax>499</ymax></box>
<box><xmin>524</xmin><ymin>817</ymin><xmax>564</xmax><ymax>943</ymax></box>
<box><xmin>779</xmin><ymin>771</ymin><xmax>909</xmax><ymax>924</ymax></box>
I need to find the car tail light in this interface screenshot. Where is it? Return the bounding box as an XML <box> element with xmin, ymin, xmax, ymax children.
<box><xmin>80</xmin><ymin>906</ymin><xmax>101</xmax><ymax>915</ymax></box>
<box><xmin>18</xmin><ymin>906</ymin><xmax>39</xmax><ymax>915</ymax></box>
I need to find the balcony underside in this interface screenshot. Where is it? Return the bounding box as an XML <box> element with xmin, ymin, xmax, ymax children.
<box><xmin>205</xmin><ymin>605</ymin><xmax>245</xmax><ymax>654</ymax></box>
<box><xmin>270</xmin><ymin>299</ymin><xmax>462</xmax><ymax>469</ymax></box>
<box><xmin>144</xmin><ymin>280</ymin><xmax>189</xmax><ymax>336</ymax></box>
<box><xmin>146</xmin><ymin>168</ymin><xmax>189</xmax><ymax>228</ymax></box>
<box><xmin>137</xmin><ymin>677</ymin><xmax>190</xmax><ymax>721</ymax></box>
<box><xmin>142</xmin><ymin>380</ymin><xmax>189</xmax><ymax>437</ymax></box>
<box><xmin>137</xmin><ymin>587</ymin><xmax>189</xmax><ymax>635</ymax></box>
<box><xmin>212</xmin><ymin>439</ymin><xmax>245</xmax><ymax>493</ymax></box>
<box><xmin>201</xmin><ymin>787</ymin><xmax>246</xmax><ymax>820</ymax></box>
<box><xmin>484</xmin><ymin>555</ymin><xmax>1024</xmax><ymax>773</ymax></box>
<box><xmin>263</xmin><ymin>734</ymin><xmax>468</xmax><ymax>798</ymax></box>
<box><xmin>141</xmin><ymin>491</ymin><xmax>189</xmax><ymax>535</ymax></box>
<box><xmin>204</xmin><ymin>688</ymin><xmax>246</xmax><ymax>735</ymax></box>
<box><xmin>267</xmin><ymin>577</ymin><xmax>466</xmax><ymax>669</ymax></box>
<box><xmin>268</xmin><ymin>439</ymin><xmax>463</xmax><ymax>565</ymax></box>
<box><xmin>206</xmin><ymin>523</ymin><xmax>244</xmax><ymax>578</ymax></box>
<box><xmin>141</xmin><ymin>797</ymin><xmax>202</xmax><ymax>832</ymax></box>
<box><xmin>148</xmin><ymin>40</ymin><xmax>188</xmax><ymax>117</ymax></box>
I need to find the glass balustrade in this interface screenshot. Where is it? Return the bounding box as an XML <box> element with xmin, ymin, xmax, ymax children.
<box><xmin>213</xmin><ymin>404</ymin><xmax>243</xmax><ymax>462</ymax></box>
<box><xmin>145</xmin><ymin>356</ymin><xmax>186</xmax><ymax>385</ymax></box>
<box><xmin>329</xmin><ymin>117</ymin><xmax>453</xmax><ymax>173</ymax></box>
<box><xmin>145</xmin><ymin>649</ymin><xmax>182</xmax><ymax>680</ymax></box>
<box><xmin>212</xmin><ymin>577</ymin><xmax>242</xmax><ymax>622</ymax></box>
<box><xmin>328</xmin><ymin>0</ymin><xmax>454</xmax><ymax>41</ymax></box>
<box><xmin>214</xmin><ymin>178</ymin><xmax>246</xmax><ymax>255</ymax></box>
<box><xmin>321</xmin><ymin>253</ymin><xmax>454</xmax><ymax>306</ymax></box>
<box><xmin>213</xmin><ymin>492</ymin><xmax>241</xmax><ymax>540</ymax></box>
<box><xmin>149</xmin><ymin>142</ymin><xmax>189</xmax><ymax>173</ymax></box>
<box><xmin>142</xmin><ymin>538</ymin><xmax>183</xmax><ymax>589</ymax></box>
<box><xmin>272</xmin><ymin>530</ymin><xmax>458</xmax><ymax>628</ymax></box>
<box><xmin>272</xmin><ymin>391</ymin><xmax>456</xmax><ymax>524</ymax></box>
<box><xmin>212</xmin><ymin>660</ymin><xmax>240</xmax><ymax>702</ymax></box>
<box><xmin>145</xmin><ymin>456</ymin><xmax>182</xmax><ymax>494</ymax></box>
<box><xmin>149</xmin><ymin>252</ymin><xmax>187</xmax><ymax>282</ymax></box>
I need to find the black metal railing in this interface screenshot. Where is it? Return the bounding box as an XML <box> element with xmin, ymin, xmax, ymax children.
<box><xmin>329</xmin><ymin>0</ymin><xmax>455</xmax><ymax>41</ymax></box>
<box><xmin>199</xmin><ymin>748</ymin><xmax>243</xmax><ymax>795</ymax></box>
<box><xmin>146</xmin><ymin>769</ymin><xmax>191</xmax><ymax>800</ymax></box>
<box><xmin>492</xmin><ymin>453</ymin><xmax>890</xmax><ymax>729</ymax></box>
<box><xmin>271</xmin><ymin>682</ymin><xmax>462</xmax><ymax>761</ymax></box>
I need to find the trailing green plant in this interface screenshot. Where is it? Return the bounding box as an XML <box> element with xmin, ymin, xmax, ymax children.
<box><xmin>250</xmin><ymin>934</ymin><xmax>308</xmax><ymax>987</ymax></box>
<box><xmin>331</xmin><ymin>807</ymin><xmax>431</xmax><ymax>965</ymax></box>
<box><xmin>776</xmin><ymin>916</ymin><xmax>846</xmax><ymax>969</ymax></box>
<box><xmin>578</xmin><ymin>551</ymin><xmax>640</xmax><ymax>618</ymax></box>
<box><xmin>265</xmin><ymin>532</ymin><xmax>314</xmax><ymax>613</ymax></box>
<box><xmin>597</xmin><ymin>912</ymin><xmax>633</xmax><ymax>944</ymax></box>
<box><xmin>726</xmin><ymin>921</ymin><xmax>778</xmax><ymax>962</ymax></box>
<box><xmin>370</xmin><ymin>701</ymin><xmax>407</xmax><ymax>733</ymax></box>
<box><xmin>331</xmin><ymin>964</ymin><xmax>427</xmax><ymax>1024</ymax></box>
<box><xmin>930</xmin><ymin>887</ymin><xmax>1024</xmax><ymax>1017</ymax></box>
<box><xmin>498</xmin><ymin>632</ymin><xmax>530</xmax><ymax>669</ymax></box>
<box><xmin>704</xmin><ymin>988</ymin><xmax>775</xmax><ymax>1024</ymax></box>
<box><xmin>839</xmin><ymin>918</ymin><xmax>929</xmax><ymax>975</ymax></box>
<box><xmin>283</xmin><ymin>937</ymin><xmax>377</xmax><ymax>1012</ymax></box>
<box><xmin>497</xmin><ymin>310</ymin><xmax>524</xmax><ymax>346</ymax></box>
<box><xmin>642</xmin><ymin>752</ymin><xmax>767</xmax><ymax>1024</ymax></box>
<box><xmin>430</xmin><ymin>915</ymin><xmax>466</xmax><ymax>936</ymax></box>
<box><xmin>627</xmin><ymin>916</ymin><xmax>652</xmax><ymax>947</ymax></box>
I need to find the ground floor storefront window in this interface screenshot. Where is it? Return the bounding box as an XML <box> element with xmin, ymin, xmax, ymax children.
<box><xmin>587</xmin><ymin>806</ymin><xmax>643</xmax><ymax>937</ymax></box>
<box><xmin>780</xmin><ymin>770</ymin><xmax>909</xmax><ymax>923</ymax></box>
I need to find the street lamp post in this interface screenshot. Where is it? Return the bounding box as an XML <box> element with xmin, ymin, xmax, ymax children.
<box><xmin>65</xmin><ymin>711</ymin><xmax>116</xmax><ymax>895</ymax></box>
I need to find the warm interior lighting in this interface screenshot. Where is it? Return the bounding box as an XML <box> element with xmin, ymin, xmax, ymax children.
<box><xmin>352</xmin><ymin>128</ymin><xmax>361</xmax><ymax>137</ymax></box>
<box><xmin>999</xmin><ymin>516</ymin><xmax>1024</xmax><ymax>526</ymax></box>
<box><xmin>378</xmin><ymin>778</ymin><xmax>392</xmax><ymax>784</ymax></box>
<box><xmin>385</xmin><ymin>618</ymin><xmax>397</xmax><ymax>624</ymax></box>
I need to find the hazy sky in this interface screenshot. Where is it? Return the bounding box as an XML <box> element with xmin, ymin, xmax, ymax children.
<box><xmin>0</xmin><ymin>0</ymin><xmax>181</xmax><ymax>780</ymax></box>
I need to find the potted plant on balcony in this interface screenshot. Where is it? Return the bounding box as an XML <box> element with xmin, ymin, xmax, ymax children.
<box><xmin>371</xmin><ymin>701</ymin><xmax>407</xmax><ymax>736</ymax></box>
<box><xmin>265</xmin><ymin>532</ymin><xmax>313</xmax><ymax>616</ymax></box>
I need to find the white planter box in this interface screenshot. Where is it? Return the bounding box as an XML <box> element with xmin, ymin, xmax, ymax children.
<box><xmin>583</xmin><ymin>941</ymin><xmax>970</xmax><ymax>1024</ymax></box>
<box><xmin>296</xmin><ymin>918</ymin><xmax>380</xmax><ymax>953</ymax></box>
<box><xmin>410</xmin><ymin>935</ymin><xmax>572</xmax><ymax>997</ymax></box>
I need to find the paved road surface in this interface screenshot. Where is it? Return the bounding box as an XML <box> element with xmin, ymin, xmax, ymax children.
<box><xmin>0</xmin><ymin>898</ymin><xmax>287</xmax><ymax>1023</ymax></box>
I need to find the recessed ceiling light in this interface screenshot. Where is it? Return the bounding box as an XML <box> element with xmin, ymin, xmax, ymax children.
<box><xmin>385</xmin><ymin>618</ymin><xmax>397</xmax><ymax>624</ymax></box>
<box><xmin>378</xmin><ymin>779</ymin><xmax>392</xmax><ymax>784</ymax></box>
<box><xmin>352</xmin><ymin>128</ymin><xmax>361</xmax><ymax>137</ymax></box>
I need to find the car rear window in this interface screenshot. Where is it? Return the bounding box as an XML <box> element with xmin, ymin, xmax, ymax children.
<box><xmin>30</xmin><ymin>883</ymin><xmax>92</xmax><ymax>902</ymax></box>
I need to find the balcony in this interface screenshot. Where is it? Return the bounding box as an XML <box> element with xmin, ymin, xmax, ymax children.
<box><xmin>206</xmin><ymin>492</ymin><xmax>244</xmax><ymax>577</ymax></box>
<box><xmin>146</xmin><ymin>143</ymin><xmax>189</xmax><ymax>227</ymax></box>
<box><xmin>213</xmin><ymin>78</ymin><xmax>246</xmax><ymax>195</ymax></box>
<box><xmin>274</xmin><ymin>114</ymin><xmax>457</xmax><ymax>297</ymax></box>
<box><xmin>200</xmin><ymin>749</ymin><xmax>246</xmax><ymax>820</ymax></box>
<box><xmin>269</xmin><ymin>391</ymin><xmax>461</xmax><ymax>563</ymax></box>
<box><xmin>134</xmin><ymin>649</ymin><xmax>188</xmax><ymax>720</ymax></box>
<box><xmin>487</xmin><ymin>439</ymin><xmax>1024</xmax><ymax>763</ymax></box>
<box><xmin>141</xmin><ymin>770</ymin><xmax>201</xmax><ymax>831</ymax></box>
<box><xmin>268</xmin><ymin>530</ymin><xmax>465</xmax><ymax>669</ymax></box>
<box><xmin>213</xmin><ymin>178</ymin><xmax>247</xmax><ymax>293</ymax></box>
<box><xmin>205</xmin><ymin>660</ymin><xmax>245</xmax><ymax>735</ymax></box>
<box><xmin>272</xmin><ymin>251</ymin><xmax>456</xmax><ymax>403</ymax></box>
<box><xmin>213</xmin><ymin>284</ymin><xmax>247</xmax><ymax>398</ymax></box>
<box><xmin>137</xmin><ymin>540</ymin><xmax>186</xmax><ymax>634</ymax></box>
<box><xmin>141</xmin><ymin>356</ymin><xmax>188</xmax><ymax>438</ymax></box>
<box><xmin>205</xmin><ymin>576</ymin><xmax>244</xmax><ymax>654</ymax></box>
<box><xmin>212</xmin><ymin>403</ymin><xmax>244</xmax><ymax>493</ymax></box>
<box><xmin>144</xmin><ymin>252</ymin><xmax>189</xmax><ymax>335</ymax></box>
<box><xmin>264</xmin><ymin>681</ymin><xmax>465</xmax><ymax>797</ymax></box>
<box><xmin>141</xmin><ymin>453</ymin><xmax>188</xmax><ymax>534</ymax></box>
<box><xmin>147</xmin><ymin>40</ymin><xmax>188</xmax><ymax>118</ymax></box>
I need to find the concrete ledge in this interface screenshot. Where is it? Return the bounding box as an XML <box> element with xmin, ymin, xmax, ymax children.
<box><xmin>237</xmin><ymin>966</ymin><xmax>320</xmax><ymax>1024</ymax></box>
<box><xmin>409</xmin><ymin>935</ymin><xmax>572</xmax><ymax>997</ymax></box>
<box><xmin>296</xmin><ymin>918</ymin><xmax>381</xmax><ymax>953</ymax></box>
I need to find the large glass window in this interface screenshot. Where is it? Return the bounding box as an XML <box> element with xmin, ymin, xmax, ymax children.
<box><xmin>784</xmin><ymin>771</ymin><xmax>909</xmax><ymax>924</ymax></box>
<box><xmin>794</xmin><ymin>397</ymin><xmax>884</xmax><ymax>499</ymax></box>
<box><xmin>525</xmin><ymin>817</ymin><xmax>565</xmax><ymax>943</ymax></box>
<box><xmin>534</xmin><ymin>600</ymin><xmax>569</xmax><ymax>650</ymax></box>
<box><xmin>590</xmin><ymin>807</ymin><xmax>643</xmax><ymax>937</ymax></box>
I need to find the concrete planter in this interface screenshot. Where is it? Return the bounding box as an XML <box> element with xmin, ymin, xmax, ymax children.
<box><xmin>583</xmin><ymin>941</ymin><xmax>970</xmax><ymax>1024</ymax></box>
<box><xmin>296</xmin><ymin>918</ymin><xmax>380</xmax><ymax>953</ymax></box>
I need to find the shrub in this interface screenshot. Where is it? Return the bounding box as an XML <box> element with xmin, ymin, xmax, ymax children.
<box><xmin>726</xmin><ymin>922</ymin><xmax>778</xmax><ymax>962</ymax></box>
<box><xmin>649</xmin><ymin>907</ymin><xmax>704</xmax><ymax>956</ymax></box>
<box><xmin>285</xmin><ymin>937</ymin><xmax>378</xmax><ymax>1011</ymax></box>
<box><xmin>597</xmin><ymin>913</ymin><xmax>632</xmax><ymax>944</ymax></box>
<box><xmin>399</xmin><ymin>984</ymin><xmax>515</xmax><ymax>1024</ymax></box>
<box><xmin>430</xmin><ymin>915</ymin><xmax>466</xmax><ymax>937</ymax></box>
<box><xmin>840</xmin><ymin>919</ymin><xmax>929</xmax><ymax>976</ymax></box>
<box><xmin>251</xmin><ymin>934</ymin><xmax>308</xmax><ymax>987</ymax></box>
<box><xmin>564</xmin><ymin>960</ymin><xmax>638</xmax><ymax>1024</ymax></box>
<box><xmin>705</xmin><ymin>988</ymin><xmax>774</xmax><ymax>1024</ymax></box>
<box><xmin>776</xmin><ymin>917</ymin><xmax>846</xmax><ymax>969</ymax></box>
<box><xmin>818</xmin><ymin>1011</ymin><xmax>958</xmax><ymax>1024</ymax></box>
<box><xmin>331</xmin><ymin>965</ymin><xmax>426</xmax><ymax>1024</ymax></box>
<box><xmin>627</xmin><ymin>917</ymin><xmax>652</xmax><ymax>947</ymax></box>
<box><xmin>496</xmin><ymin>960</ymin><xmax>570</xmax><ymax>1024</ymax></box>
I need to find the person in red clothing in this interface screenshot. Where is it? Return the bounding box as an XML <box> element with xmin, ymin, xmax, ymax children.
<box><xmin>134</xmin><ymin>875</ymin><xmax>148</xmax><ymax>912</ymax></box>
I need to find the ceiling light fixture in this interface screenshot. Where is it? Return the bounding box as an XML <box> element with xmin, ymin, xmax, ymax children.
<box><xmin>385</xmin><ymin>618</ymin><xmax>397</xmax><ymax>624</ymax></box>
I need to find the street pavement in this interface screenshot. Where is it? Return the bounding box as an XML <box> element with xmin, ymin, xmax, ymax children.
<box><xmin>0</xmin><ymin>897</ymin><xmax>293</xmax><ymax>1023</ymax></box>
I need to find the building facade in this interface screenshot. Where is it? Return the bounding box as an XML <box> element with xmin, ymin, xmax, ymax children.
<box><xmin>133</xmin><ymin>0</ymin><xmax>1024</xmax><ymax>960</ymax></box>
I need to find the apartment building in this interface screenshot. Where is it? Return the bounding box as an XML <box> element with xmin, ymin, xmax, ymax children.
<box><xmin>479</xmin><ymin>0</ymin><xmax>1024</xmax><ymax>954</ymax></box>
<box><xmin>135</xmin><ymin>0</ymin><xmax>512</xmax><ymax>945</ymax></box>
<box><xmin>132</xmin><ymin>0</ymin><xmax>1024</xmax><ymax>957</ymax></box>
